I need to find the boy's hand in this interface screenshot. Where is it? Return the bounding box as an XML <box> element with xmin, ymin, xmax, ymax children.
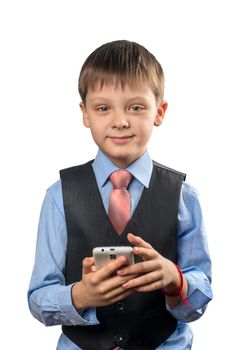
<box><xmin>71</xmin><ymin>256</ymin><xmax>136</xmax><ymax>310</ymax></box>
<box><xmin>116</xmin><ymin>233</ymin><xmax>181</xmax><ymax>293</ymax></box>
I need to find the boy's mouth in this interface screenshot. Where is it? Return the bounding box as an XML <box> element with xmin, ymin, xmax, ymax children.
<box><xmin>108</xmin><ymin>135</ymin><xmax>134</xmax><ymax>144</ymax></box>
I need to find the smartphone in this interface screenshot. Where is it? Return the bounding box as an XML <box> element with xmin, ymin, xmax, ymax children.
<box><xmin>93</xmin><ymin>246</ymin><xmax>134</xmax><ymax>270</ymax></box>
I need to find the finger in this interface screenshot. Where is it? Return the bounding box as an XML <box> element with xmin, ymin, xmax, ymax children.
<box><xmin>117</xmin><ymin>260</ymin><xmax>157</xmax><ymax>276</ymax></box>
<box><xmin>105</xmin><ymin>288</ymin><xmax>134</xmax><ymax>304</ymax></box>
<box><xmin>103</xmin><ymin>273</ymin><xmax>138</xmax><ymax>298</ymax></box>
<box><xmin>135</xmin><ymin>281</ymin><xmax>163</xmax><ymax>292</ymax></box>
<box><xmin>92</xmin><ymin>274</ymin><xmax>137</xmax><ymax>305</ymax></box>
<box><xmin>94</xmin><ymin>256</ymin><xmax>128</xmax><ymax>282</ymax></box>
<box><xmin>122</xmin><ymin>271</ymin><xmax>162</xmax><ymax>290</ymax></box>
<box><xmin>127</xmin><ymin>233</ymin><xmax>153</xmax><ymax>249</ymax></box>
<box><xmin>91</xmin><ymin>283</ymin><xmax>134</xmax><ymax>307</ymax></box>
<box><xmin>99</xmin><ymin>273</ymin><xmax>138</xmax><ymax>293</ymax></box>
<box><xmin>133</xmin><ymin>246</ymin><xmax>158</xmax><ymax>260</ymax></box>
<box><xmin>82</xmin><ymin>257</ymin><xmax>95</xmax><ymax>274</ymax></box>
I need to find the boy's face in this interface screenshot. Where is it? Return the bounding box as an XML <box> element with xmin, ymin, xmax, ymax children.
<box><xmin>80</xmin><ymin>83</ymin><xmax>167</xmax><ymax>169</ymax></box>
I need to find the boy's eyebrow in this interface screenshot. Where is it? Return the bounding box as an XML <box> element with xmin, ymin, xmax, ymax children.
<box><xmin>87</xmin><ymin>97</ymin><xmax>111</xmax><ymax>103</ymax></box>
<box><xmin>126</xmin><ymin>96</ymin><xmax>150</xmax><ymax>103</ymax></box>
<box><xmin>87</xmin><ymin>96</ymin><xmax>150</xmax><ymax>104</ymax></box>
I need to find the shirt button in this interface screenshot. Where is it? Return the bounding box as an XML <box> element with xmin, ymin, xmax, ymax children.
<box><xmin>116</xmin><ymin>301</ymin><xmax>125</xmax><ymax>311</ymax></box>
<box><xmin>114</xmin><ymin>334</ymin><xmax>124</xmax><ymax>345</ymax></box>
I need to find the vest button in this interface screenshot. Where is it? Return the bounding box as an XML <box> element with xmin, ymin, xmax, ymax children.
<box><xmin>116</xmin><ymin>301</ymin><xmax>125</xmax><ymax>311</ymax></box>
<box><xmin>114</xmin><ymin>334</ymin><xmax>124</xmax><ymax>345</ymax></box>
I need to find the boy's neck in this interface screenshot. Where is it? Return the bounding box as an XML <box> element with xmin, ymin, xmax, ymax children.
<box><xmin>101</xmin><ymin>149</ymin><xmax>148</xmax><ymax>169</ymax></box>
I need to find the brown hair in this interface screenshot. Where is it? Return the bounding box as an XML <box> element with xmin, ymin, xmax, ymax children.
<box><xmin>78</xmin><ymin>40</ymin><xmax>164</xmax><ymax>103</ymax></box>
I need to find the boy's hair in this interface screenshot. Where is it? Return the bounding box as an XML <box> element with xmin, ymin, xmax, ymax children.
<box><xmin>78</xmin><ymin>40</ymin><xmax>165</xmax><ymax>103</ymax></box>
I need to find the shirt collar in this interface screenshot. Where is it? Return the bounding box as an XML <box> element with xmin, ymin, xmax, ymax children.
<box><xmin>92</xmin><ymin>149</ymin><xmax>153</xmax><ymax>189</ymax></box>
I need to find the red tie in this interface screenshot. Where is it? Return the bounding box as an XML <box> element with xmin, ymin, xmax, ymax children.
<box><xmin>108</xmin><ymin>170</ymin><xmax>132</xmax><ymax>235</ymax></box>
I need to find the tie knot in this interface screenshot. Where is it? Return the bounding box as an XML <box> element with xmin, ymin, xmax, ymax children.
<box><xmin>110</xmin><ymin>170</ymin><xmax>132</xmax><ymax>189</ymax></box>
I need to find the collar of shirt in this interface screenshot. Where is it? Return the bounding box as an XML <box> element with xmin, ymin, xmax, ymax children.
<box><xmin>92</xmin><ymin>149</ymin><xmax>153</xmax><ymax>190</ymax></box>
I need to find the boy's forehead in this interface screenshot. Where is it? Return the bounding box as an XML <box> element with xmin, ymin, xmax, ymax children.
<box><xmin>86</xmin><ymin>81</ymin><xmax>153</xmax><ymax>98</ymax></box>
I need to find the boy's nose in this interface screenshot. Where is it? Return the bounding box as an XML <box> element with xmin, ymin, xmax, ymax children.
<box><xmin>112</xmin><ymin>114</ymin><xmax>130</xmax><ymax>129</ymax></box>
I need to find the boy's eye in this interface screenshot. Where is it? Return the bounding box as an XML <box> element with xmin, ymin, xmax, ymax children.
<box><xmin>97</xmin><ymin>106</ymin><xmax>109</xmax><ymax>112</ymax></box>
<box><xmin>129</xmin><ymin>105</ymin><xmax>145</xmax><ymax>112</ymax></box>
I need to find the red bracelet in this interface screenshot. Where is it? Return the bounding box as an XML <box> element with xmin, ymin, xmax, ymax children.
<box><xmin>162</xmin><ymin>264</ymin><xmax>189</xmax><ymax>305</ymax></box>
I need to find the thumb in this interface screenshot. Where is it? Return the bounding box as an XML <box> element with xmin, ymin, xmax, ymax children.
<box><xmin>82</xmin><ymin>257</ymin><xmax>95</xmax><ymax>274</ymax></box>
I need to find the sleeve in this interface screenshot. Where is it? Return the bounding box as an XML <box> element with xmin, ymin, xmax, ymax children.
<box><xmin>27</xmin><ymin>181</ymin><xmax>99</xmax><ymax>327</ymax></box>
<box><xmin>166</xmin><ymin>182</ymin><xmax>213</xmax><ymax>322</ymax></box>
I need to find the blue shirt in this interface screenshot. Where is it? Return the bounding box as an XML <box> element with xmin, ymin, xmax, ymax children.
<box><xmin>28</xmin><ymin>150</ymin><xmax>212</xmax><ymax>350</ymax></box>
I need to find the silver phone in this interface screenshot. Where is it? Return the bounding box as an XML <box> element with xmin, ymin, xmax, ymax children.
<box><xmin>93</xmin><ymin>246</ymin><xmax>134</xmax><ymax>270</ymax></box>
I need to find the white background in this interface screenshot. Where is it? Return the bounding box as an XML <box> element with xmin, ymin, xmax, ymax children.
<box><xmin>1</xmin><ymin>0</ymin><xmax>242</xmax><ymax>348</ymax></box>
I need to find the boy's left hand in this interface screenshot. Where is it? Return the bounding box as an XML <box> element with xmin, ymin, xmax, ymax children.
<box><xmin>117</xmin><ymin>233</ymin><xmax>180</xmax><ymax>292</ymax></box>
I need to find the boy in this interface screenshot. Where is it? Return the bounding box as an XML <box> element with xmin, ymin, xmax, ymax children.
<box><xmin>28</xmin><ymin>40</ymin><xmax>212</xmax><ymax>350</ymax></box>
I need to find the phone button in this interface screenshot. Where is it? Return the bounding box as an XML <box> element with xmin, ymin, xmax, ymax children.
<box><xmin>116</xmin><ymin>301</ymin><xmax>125</xmax><ymax>311</ymax></box>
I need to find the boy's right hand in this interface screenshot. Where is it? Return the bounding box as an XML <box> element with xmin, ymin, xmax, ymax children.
<box><xmin>71</xmin><ymin>256</ymin><xmax>135</xmax><ymax>310</ymax></box>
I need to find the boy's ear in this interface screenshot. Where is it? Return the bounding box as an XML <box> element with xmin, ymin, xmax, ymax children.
<box><xmin>80</xmin><ymin>102</ymin><xmax>90</xmax><ymax>128</ymax></box>
<box><xmin>154</xmin><ymin>101</ymin><xmax>168</xmax><ymax>126</ymax></box>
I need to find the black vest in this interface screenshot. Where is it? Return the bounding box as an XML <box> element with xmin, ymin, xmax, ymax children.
<box><xmin>60</xmin><ymin>160</ymin><xmax>186</xmax><ymax>350</ymax></box>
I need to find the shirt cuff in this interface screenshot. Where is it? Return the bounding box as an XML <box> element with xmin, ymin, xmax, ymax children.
<box><xmin>59</xmin><ymin>284</ymin><xmax>99</xmax><ymax>326</ymax></box>
<box><xmin>166</xmin><ymin>268</ymin><xmax>213</xmax><ymax>322</ymax></box>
